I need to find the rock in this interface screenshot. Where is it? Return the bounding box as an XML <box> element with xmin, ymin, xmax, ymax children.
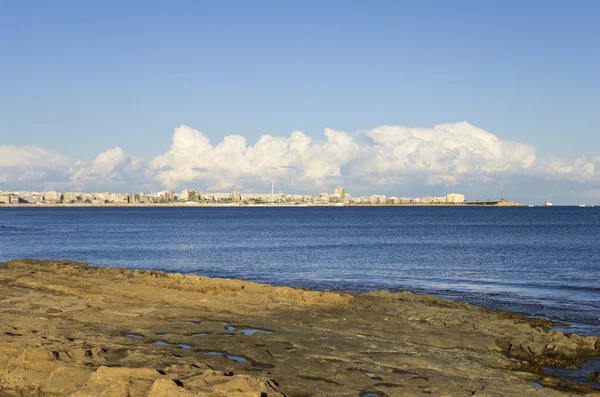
<box><xmin>1</xmin><ymin>259</ymin><xmax>599</xmax><ymax>396</ymax></box>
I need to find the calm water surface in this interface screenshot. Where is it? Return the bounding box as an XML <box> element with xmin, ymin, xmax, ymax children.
<box><xmin>1</xmin><ymin>206</ymin><xmax>599</xmax><ymax>336</ymax></box>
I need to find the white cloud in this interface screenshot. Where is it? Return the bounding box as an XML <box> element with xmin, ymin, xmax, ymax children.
<box><xmin>148</xmin><ymin>122</ymin><xmax>541</xmax><ymax>191</ymax></box>
<box><xmin>0</xmin><ymin>145</ymin><xmax>70</xmax><ymax>170</ymax></box>
<box><xmin>352</xmin><ymin>122</ymin><xmax>537</xmax><ymax>182</ymax></box>
<box><xmin>536</xmin><ymin>156</ymin><xmax>599</xmax><ymax>183</ymax></box>
<box><xmin>148</xmin><ymin>126</ymin><xmax>364</xmax><ymax>191</ymax></box>
<box><xmin>68</xmin><ymin>146</ymin><xmax>142</xmax><ymax>187</ymax></box>
<box><xmin>1</xmin><ymin>122</ymin><xmax>599</xmax><ymax>202</ymax></box>
<box><xmin>0</xmin><ymin>145</ymin><xmax>70</xmax><ymax>185</ymax></box>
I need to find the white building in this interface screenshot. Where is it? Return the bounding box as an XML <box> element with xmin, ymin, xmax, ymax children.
<box><xmin>446</xmin><ymin>193</ymin><xmax>465</xmax><ymax>204</ymax></box>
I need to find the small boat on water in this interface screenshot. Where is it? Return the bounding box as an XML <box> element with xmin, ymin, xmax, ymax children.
<box><xmin>579</xmin><ymin>204</ymin><xmax>586</xmax><ymax>208</ymax></box>
<box><xmin>544</xmin><ymin>201</ymin><xmax>553</xmax><ymax>207</ymax></box>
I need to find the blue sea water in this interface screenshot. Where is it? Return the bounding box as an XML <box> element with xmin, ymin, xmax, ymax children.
<box><xmin>1</xmin><ymin>206</ymin><xmax>599</xmax><ymax>336</ymax></box>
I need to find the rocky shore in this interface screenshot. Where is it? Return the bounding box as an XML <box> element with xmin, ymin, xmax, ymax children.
<box><xmin>1</xmin><ymin>259</ymin><xmax>599</xmax><ymax>396</ymax></box>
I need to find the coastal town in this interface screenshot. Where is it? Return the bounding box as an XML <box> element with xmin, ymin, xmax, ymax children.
<box><xmin>0</xmin><ymin>188</ymin><xmax>521</xmax><ymax>206</ymax></box>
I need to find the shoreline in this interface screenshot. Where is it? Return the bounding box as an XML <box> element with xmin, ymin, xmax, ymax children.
<box><xmin>1</xmin><ymin>259</ymin><xmax>599</xmax><ymax>396</ymax></box>
<box><xmin>1</xmin><ymin>202</ymin><xmax>525</xmax><ymax>208</ymax></box>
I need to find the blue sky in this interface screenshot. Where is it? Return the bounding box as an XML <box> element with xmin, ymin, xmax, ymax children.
<box><xmin>1</xmin><ymin>1</ymin><xmax>599</xmax><ymax>203</ymax></box>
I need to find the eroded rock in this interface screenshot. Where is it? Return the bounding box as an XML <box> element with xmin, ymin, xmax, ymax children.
<box><xmin>1</xmin><ymin>259</ymin><xmax>599</xmax><ymax>396</ymax></box>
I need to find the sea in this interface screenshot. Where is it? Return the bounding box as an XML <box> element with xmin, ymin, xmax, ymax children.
<box><xmin>1</xmin><ymin>206</ymin><xmax>599</xmax><ymax>337</ymax></box>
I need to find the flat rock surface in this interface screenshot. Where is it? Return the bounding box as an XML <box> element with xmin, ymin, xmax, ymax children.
<box><xmin>1</xmin><ymin>259</ymin><xmax>599</xmax><ymax>397</ymax></box>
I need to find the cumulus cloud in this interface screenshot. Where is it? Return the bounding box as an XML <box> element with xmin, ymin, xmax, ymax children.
<box><xmin>1</xmin><ymin>122</ymin><xmax>599</xmax><ymax>202</ymax></box>
<box><xmin>362</xmin><ymin>122</ymin><xmax>537</xmax><ymax>174</ymax></box>
<box><xmin>148</xmin><ymin>122</ymin><xmax>542</xmax><ymax>191</ymax></box>
<box><xmin>148</xmin><ymin>126</ymin><xmax>364</xmax><ymax>190</ymax></box>
<box><xmin>68</xmin><ymin>147</ymin><xmax>143</xmax><ymax>188</ymax></box>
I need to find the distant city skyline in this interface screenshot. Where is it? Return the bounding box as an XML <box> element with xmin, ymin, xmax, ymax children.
<box><xmin>1</xmin><ymin>1</ymin><xmax>599</xmax><ymax>205</ymax></box>
<box><xmin>0</xmin><ymin>188</ymin><xmax>478</xmax><ymax>206</ymax></box>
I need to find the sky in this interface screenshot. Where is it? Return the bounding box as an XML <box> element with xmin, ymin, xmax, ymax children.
<box><xmin>0</xmin><ymin>1</ymin><xmax>599</xmax><ymax>204</ymax></box>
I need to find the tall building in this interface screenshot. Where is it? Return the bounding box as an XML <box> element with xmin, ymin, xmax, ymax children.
<box><xmin>181</xmin><ymin>189</ymin><xmax>197</xmax><ymax>201</ymax></box>
<box><xmin>332</xmin><ymin>187</ymin><xmax>346</xmax><ymax>203</ymax></box>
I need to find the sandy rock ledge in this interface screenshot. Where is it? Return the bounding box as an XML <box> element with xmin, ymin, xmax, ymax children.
<box><xmin>1</xmin><ymin>259</ymin><xmax>599</xmax><ymax>396</ymax></box>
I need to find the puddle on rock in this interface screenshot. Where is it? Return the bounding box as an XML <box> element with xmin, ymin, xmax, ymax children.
<box><xmin>361</xmin><ymin>393</ymin><xmax>382</xmax><ymax>397</ymax></box>
<box><xmin>225</xmin><ymin>325</ymin><xmax>236</xmax><ymax>331</ymax></box>
<box><xmin>225</xmin><ymin>355</ymin><xmax>248</xmax><ymax>363</ymax></box>
<box><xmin>191</xmin><ymin>321</ymin><xmax>207</xmax><ymax>325</ymax></box>
<box><xmin>154</xmin><ymin>341</ymin><xmax>170</xmax><ymax>346</ymax></box>
<box><xmin>239</xmin><ymin>329</ymin><xmax>274</xmax><ymax>336</ymax></box>
<box><xmin>200</xmin><ymin>351</ymin><xmax>222</xmax><ymax>356</ymax></box>
<box><xmin>529</xmin><ymin>382</ymin><xmax>544</xmax><ymax>389</ymax></box>
<box><xmin>223</xmin><ymin>333</ymin><xmax>236</xmax><ymax>337</ymax></box>
<box><xmin>178</xmin><ymin>344</ymin><xmax>192</xmax><ymax>350</ymax></box>
<box><xmin>198</xmin><ymin>351</ymin><xmax>249</xmax><ymax>363</ymax></box>
<box><xmin>124</xmin><ymin>333</ymin><xmax>144</xmax><ymax>339</ymax></box>
<box><xmin>191</xmin><ymin>333</ymin><xmax>211</xmax><ymax>337</ymax></box>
